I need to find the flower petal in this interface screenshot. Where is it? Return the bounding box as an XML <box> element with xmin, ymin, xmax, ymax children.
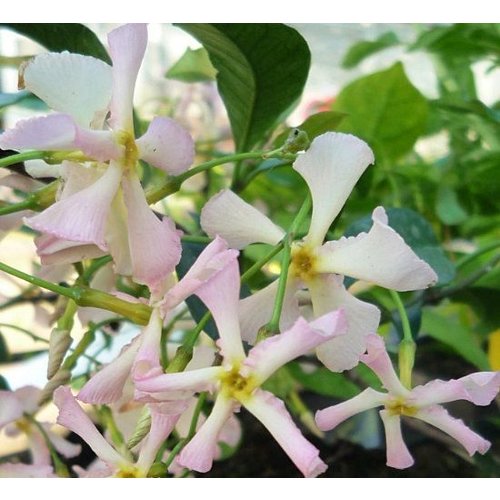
<box><xmin>46</xmin><ymin>427</ymin><xmax>82</xmax><ymax>459</ymax></box>
<box><xmin>317</xmin><ymin>207</ymin><xmax>438</xmax><ymax>291</ymax></box>
<box><xmin>200</xmin><ymin>190</ymin><xmax>285</xmax><ymax>249</ymax></box>
<box><xmin>135</xmin><ymin>366</ymin><xmax>222</xmax><ymax>395</ymax></box>
<box><xmin>0</xmin><ymin>390</ymin><xmax>24</xmax><ymax>428</ymax></box>
<box><xmin>26</xmin><ymin>162</ymin><xmax>122</xmax><ymax>250</ymax></box>
<box><xmin>0</xmin><ymin>463</ymin><xmax>56</xmax><ymax>478</ymax></box>
<box><xmin>77</xmin><ymin>339</ymin><xmax>140</xmax><ymax>404</ymax></box>
<box><xmin>122</xmin><ymin>172</ymin><xmax>182</xmax><ymax>290</ymax></box>
<box><xmin>108</xmin><ymin>23</ymin><xmax>147</xmax><ymax>131</ymax></box>
<box><xmin>360</xmin><ymin>334</ymin><xmax>408</xmax><ymax>396</ymax></box>
<box><xmin>311</xmin><ymin>274</ymin><xmax>381</xmax><ymax>372</ymax></box>
<box><xmin>379</xmin><ymin>409</ymin><xmax>414</xmax><ymax>469</ymax></box>
<box><xmin>0</xmin><ymin>114</ymin><xmax>76</xmax><ymax>151</ymax></box>
<box><xmin>178</xmin><ymin>394</ymin><xmax>234</xmax><ymax>473</ymax></box>
<box><xmin>245</xmin><ymin>311</ymin><xmax>347</xmax><ymax>384</ymax></box>
<box><xmin>293</xmin><ymin>132</ymin><xmax>374</xmax><ymax>246</ymax></box>
<box><xmin>133</xmin><ymin>308</ymin><xmax>163</xmax><ymax>378</ymax></box>
<box><xmin>416</xmin><ymin>405</ymin><xmax>491</xmax><ymax>456</ymax></box>
<box><xmin>316</xmin><ymin>388</ymin><xmax>387</xmax><ymax>431</ymax></box>
<box><xmin>239</xmin><ymin>277</ymin><xmax>301</xmax><ymax>345</ymax></box>
<box><xmin>160</xmin><ymin>235</ymin><xmax>239</xmax><ymax>311</ymax></box>
<box><xmin>244</xmin><ymin>389</ymin><xmax>327</xmax><ymax>477</ymax></box>
<box><xmin>411</xmin><ymin>371</ymin><xmax>500</xmax><ymax>407</ymax></box>
<box><xmin>136</xmin><ymin>117</ymin><xmax>194</xmax><ymax>174</ymax></box>
<box><xmin>22</xmin><ymin>52</ymin><xmax>112</xmax><ymax>128</ymax></box>
<box><xmin>195</xmin><ymin>265</ymin><xmax>246</xmax><ymax>362</ymax></box>
<box><xmin>74</xmin><ymin>128</ymin><xmax>121</xmax><ymax>162</ymax></box>
<box><xmin>54</xmin><ymin>386</ymin><xmax>127</xmax><ymax>467</ymax></box>
<box><xmin>35</xmin><ymin>234</ymin><xmax>105</xmax><ymax>266</ymax></box>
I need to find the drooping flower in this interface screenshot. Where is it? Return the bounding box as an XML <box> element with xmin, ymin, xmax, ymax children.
<box><xmin>201</xmin><ymin>132</ymin><xmax>437</xmax><ymax>371</ymax></box>
<box><xmin>315</xmin><ymin>334</ymin><xmax>500</xmax><ymax>469</ymax></box>
<box><xmin>135</xmin><ymin>253</ymin><xmax>347</xmax><ymax>477</ymax></box>
<box><xmin>0</xmin><ymin>24</ymin><xmax>194</xmax><ymax>291</ymax></box>
<box><xmin>0</xmin><ymin>386</ymin><xmax>80</xmax><ymax>477</ymax></box>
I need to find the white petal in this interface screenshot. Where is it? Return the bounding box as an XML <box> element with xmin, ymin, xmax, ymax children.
<box><xmin>379</xmin><ymin>410</ymin><xmax>414</xmax><ymax>469</ymax></box>
<box><xmin>293</xmin><ymin>132</ymin><xmax>374</xmax><ymax>246</ymax></box>
<box><xmin>201</xmin><ymin>190</ymin><xmax>285</xmax><ymax>249</ymax></box>
<box><xmin>311</xmin><ymin>274</ymin><xmax>381</xmax><ymax>372</ymax></box>
<box><xmin>0</xmin><ymin>390</ymin><xmax>24</xmax><ymax>428</ymax></box>
<box><xmin>23</xmin><ymin>52</ymin><xmax>112</xmax><ymax>128</ymax></box>
<box><xmin>316</xmin><ymin>388</ymin><xmax>387</xmax><ymax>431</ymax></box>
<box><xmin>244</xmin><ymin>389</ymin><xmax>327</xmax><ymax>477</ymax></box>
<box><xmin>0</xmin><ymin>463</ymin><xmax>56</xmax><ymax>478</ymax></box>
<box><xmin>317</xmin><ymin>207</ymin><xmax>438</xmax><ymax>291</ymax></box>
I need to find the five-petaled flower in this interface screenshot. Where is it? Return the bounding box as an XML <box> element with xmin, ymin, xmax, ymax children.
<box><xmin>315</xmin><ymin>334</ymin><xmax>500</xmax><ymax>469</ymax></box>
<box><xmin>201</xmin><ymin>132</ymin><xmax>437</xmax><ymax>371</ymax></box>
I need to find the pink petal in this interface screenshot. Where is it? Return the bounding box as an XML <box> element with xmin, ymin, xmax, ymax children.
<box><xmin>310</xmin><ymin>274</ymin><xmax>381</xmax><ymax>372</ymax></box>
<box><xmin>27</xmin><ymin>429</ymin><xmax>51</xmax><ymax>466</ymax></box>
<box><xmin>0</xmin><ymin>463</ymin><xmax>56</xmax><ymax>478</ymax></box>
<box><xmin>200</xmin><ymin>190</ymin><xmax>285</xmax><ymax>249</ymax></box>
<box><xmin>0</xmin><ymin>114</ymin><xmax>76</xmax><ymax>151</ymax></box>
<box><xmin>134</xmin><ymin>366</ymin><xmax>222</xmax><ymax>396</ymax></box>
<box><xmin>0</xmin><ymin>390</ymin><xmax>25</xmax><ymax>427</ymax></box>
<box><xmin>160</xmin><ymin>235</ymin><xmax>239</xmax><ymax>311</ymax></box>
<box><xmin>244</xmin><ymin>389</ymin><xmax>327</xmax><ymax>477</ymax></box>
<box><xmin>122</xmin><ymin>172</ymin><xmax>182</xmax><ymax>290</ymax></box>
<box><xmin>135</xmin><ymin>401</ymin><xmax>187</xmax><ymax>473</ymax></box>
<box><xmin>411</xmin><ymin>371</ymin><xmax>500</xmax><ymax>407</ymax></box>
<box><xmin>416</xmin><ymin>405</ymin><xmax>491</xmax><ymax>456</ymax></box>
<box><xmin>35</xmin><ymin>234</ymin><xmax>105</xmax><ymax>266</ymax></box>
<box><xmin>379</xmin><ymin>409</ymin><xmax>415</xmax><ymax>469</ymax></box>
<box><xmin>26</xmin><ymin>162</ymin><xmax>122</xmax><ymax>250</ymax></box>
<box><xmin>293</xmin><ymin>132</ymin><xmax>375</xmax><ymax>246</ymax></box>
<box><xmin>136</xmin><ymin>117</ymin><xmax>194</xmax><ymax>174</ymax></box>
<box><xmin>108</xmin><ymin>23</ymin><xmax>147</xmax><ymax>131</ymax></box>
<box><xmin>245</xmin><ymin>311</ymin><xmax>347</xmax><ymax>384</ymax></box>
<box><xmin>14</xmin><ymin>386</ymin><xmax>41</xmax><ymax>414</ymax></box>
<box><xmin>178</xmin><ymin>394</ymin><xmax>234</xmax><ymax>473</ymax></box>
<box><xmin>59</xmin><ymin>161</ymin><xmax>102</xmax><ymax>198</ymax></box>
<box><xmin>360</xmin><ymin>334</ymin><xmax>408</xmax><ymax>396</ymax></box>
<box><xmin>74</xmin><ymin>128</ymin><xmax>121</xmax><ymax>162</ymax></box>
<box><xmin>54</xmin><ymin>386</ymin><xmax>126</xmax><ymax>467</ymax></box>
<box><xmin>316</xmin><ymin>388</ymin><xmax>387</xmax><ymax>431</ymax></box>
<box><xmin>317</xmin><ymin>207</ymin><xmax>438</xmax><ymax>291</ymax></box>
<box><xmin>22</xmin><ymin>51</ymin><xmax>112</xmax><ymax>128</ymax></box>
<box><xmin>194</xmin><ymin>256</ymin><xmax>246</xmax><ymax>362</ymax></box>
<box><xmin>46</xmin><ymin>427</ymin><xmax>82</xmax><ymax>458</ymax></box>
<box><xmin>78</xmin><ymin>339</ymin><xmax>140</xmax><ymax>404</ymax></box>
<box><xmin>133</xmin><ymin>308</ymin><xmax>163</xmax><ymax>378</ymax></box>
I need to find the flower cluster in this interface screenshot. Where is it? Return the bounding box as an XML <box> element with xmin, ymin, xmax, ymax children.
<box><xmin>0</xmin><ymin>23</ymin><xmax>498</xmax><ymax>478</ymax></box>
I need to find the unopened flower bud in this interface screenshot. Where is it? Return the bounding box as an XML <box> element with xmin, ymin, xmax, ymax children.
<box><xmin>38</xmin><ymin>369</ymin><xmax>71</xmax><ymax>406</ymax></box>
<box><xmin>47</xmin><ymin>328</ymin><xmax>72</xmax><ymax>379</ymax></box>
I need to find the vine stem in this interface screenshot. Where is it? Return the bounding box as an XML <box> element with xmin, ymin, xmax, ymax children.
<box><xmin>0</xmin><ymin>150</ymin><xmax>48</xmax><ymax>168</ymax></box>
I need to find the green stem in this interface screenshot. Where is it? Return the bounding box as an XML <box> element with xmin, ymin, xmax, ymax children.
<box><xmin>0</xmin><ymin>197</ymin><xmax>34</xmax><ymax>216</ymax></box>
<box><xmin>241</xmin><ymin>242</ymin><xmax>283</xmax><ymax>283</ymax></box>
<box><xmin>390</xmin><ymin>290</ymin><xmax>415</xmax><ymax>389</ymax></box>
<box><xmin>456</xmin><ymin>241</ymin><xmax>500</xmax><ymax>270</ymax></box>
<box><xmin>0</xmin><ymin>151</ymin><xmax>48</xmax><ymax>169</ymax></box>
<box><xmin>181</xmin><ymin>235</ymin><xmax>213</xmax><ymax>244</ymax></box>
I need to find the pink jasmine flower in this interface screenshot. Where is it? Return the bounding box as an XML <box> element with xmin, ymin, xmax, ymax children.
<box><xmin>0</xmin><ymin>386</ymin><xmax>80</xmax><ymax>476</ymax></box>
<box><xmin>135</xmin><ymin>255</ymin><xmax>347</xmax><ymax>477</ymax></box>
<box><xmin>315</xmin><ymin>334</ymin><xmax>500</xmax><ymax>469</ymax></box>
<box><xmin>53</xmin><ymin>386</ymin><xmax>184</xmax><ymax>477</ymax></box>
<box><xmin>0</xmin><ymin>24</ymin><xmax>194</xmax><ymax>291</ymax></box>
<box><xmin>201</xmin><ymin>132</ymin><xmax>437</xmax><ymax>371</ymax></box>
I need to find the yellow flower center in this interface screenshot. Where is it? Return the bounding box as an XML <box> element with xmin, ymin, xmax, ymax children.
<box><xmin>116</xmin><ymin>130</ymin><xmax>139</xmax><ymax>171</ymax></box>
<box><xmin>15</xmin><ymin>418</ymin><xmax>32</xmax><ymax>434</ymax></box>
<box><xmin>219</xmin><ymin>365</ymin><xmax>257</xmax><ymax>402</ymax></box>
<box><xmin>290</xmin><ymin>243</ymin><xmax>318</xmax><ymax>282</ymax></box>
<box><xmin>115</xmin><ymin>465</ymin><xmax>144</xmax><ymax>478</ymax></box>
<box><xmin>385</xmin><ymin>398</ymin><xmax>418</xmax><ymax>417</ymax></box>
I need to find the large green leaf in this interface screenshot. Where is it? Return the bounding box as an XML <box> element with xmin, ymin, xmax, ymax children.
<box><xmin>165</xmin><ymin>47</ymin><xmax>217</xmax><ymax>83</ymax></box>
<box><xmin>332</xmin><ymin>62</ymin><xmax>429</xmax><ymax>160</ymax></box>
<box><xmin>421</xmin><ymin>305</ymin><xmax>490</xmax><ymax>370</ymax></box>
<box><xmin>1</xmin><ymin>24</ymin><xmax>110</xmax><ymax>63</ymax></box>
<box><xmin>345</xmin><ymin>207</ymin><xmax>456</xmax><ymax>285</ymax></box>
<box><xmin>176</xmin><ymin>24</ymin><xmax>310</xmax><ymax>151</ymax></box>
<box><xmin>342</xmin><ymin>31</ymin><xmax>400</xmax><ymax>69</ymax></box>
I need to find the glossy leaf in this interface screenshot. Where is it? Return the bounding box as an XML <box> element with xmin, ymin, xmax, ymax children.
<box><xmin>436</xmin><ymin>186</ymin><xmax>468</xmax><ymax>225</ymax></box>
<box><xmin>1</xmin><ymin>23</ymin><xmax>110</xmax><ymax>63</ymax></box>
<box><xmin>332</xmin><ymin>62</ymin><xmax>429</xmax><ymax>160</ymax></box>
<box><xmin>342</xmin><ymin>31</ymin><xmax>400</xmax><ymax>69</ymax></box>
<box><xmin>165</xmin><ymin>47</ymin><xmax>217</xmax><ymax>82</ymax></box>
<box><xmin>177</xmin><ymin>23</ymin><xmax>310</xmax><ymax>151</ymax></box>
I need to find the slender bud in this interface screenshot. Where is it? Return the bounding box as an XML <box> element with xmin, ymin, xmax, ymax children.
<box><xmin>47</xmin><ymin>328</ymin><xmax>72</xmax><ymax>379</ymax></box>
<box><xmin>38</xmin><ymin>369</ymin><xmax>71</xmax><ymax>406</ymax></box>
<box><xmin>398</xmin><ymin>338</ymin><xmax>416</xmax><ymax>390</ymax></box>
<box><xmin>127</xmin><ymin>408</ymin><xmax>151</xmax><ymax>450</ymax></box>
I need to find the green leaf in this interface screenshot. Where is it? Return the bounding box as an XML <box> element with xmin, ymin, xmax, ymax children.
<box><xmin>345</xmin><ymin>207</ymin><xmax>456</xmax><ymax>285</ymax></box>
<box><xmin>0</xmin><ymin>91</ymin><xmax>30</xmax><ymax>110</ymax></box>
<box><xmin>273</xmin><ymin>111</ymin><xmax>346</xmax><ymax>148</ymax></box>
<box><xmin>165</xmin><ymin>47</ymin><xmax>217</xmax><ymax>83</ymax></box>
<box><xmin>421</xmin><ymin>305</ymin><xmax>490</xmax><ymax>370</ymax></box>
<box><xmin>436</xmin><ymin>186</ymin><xmax>468</xmax><ymax>225</ymax></box>
<box><xmin>176</xmin><ymin>23</ymin><xmax>310</xmax><ymax>151</ymax></box>
<box><xmin>0</xmin><ymin>332</ymin><xmax>9</xmax><ymax>362</ymax></box>
<box><xmin>342</xmin><ymin>31</ymin><xmax>400</xmax><ymax>69</ymax></box>
<box><xmin>332</xmin><ymin>62</ymin><xmax>429</xmax><ymax>160</ymax></box>
<box><xmin>0</xmin><ymin>375</ymin><xmax>9</xmax><ymax>390</ymax></box>
<box><xmin>287</xmin><ymin>361</ymin><xmax>360</xmax><ymax>399</ymax></box>
<box><xmin>1</xmin><ymin>24</ymin><xmax>110</xmax><ymax>63</ymax></box>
